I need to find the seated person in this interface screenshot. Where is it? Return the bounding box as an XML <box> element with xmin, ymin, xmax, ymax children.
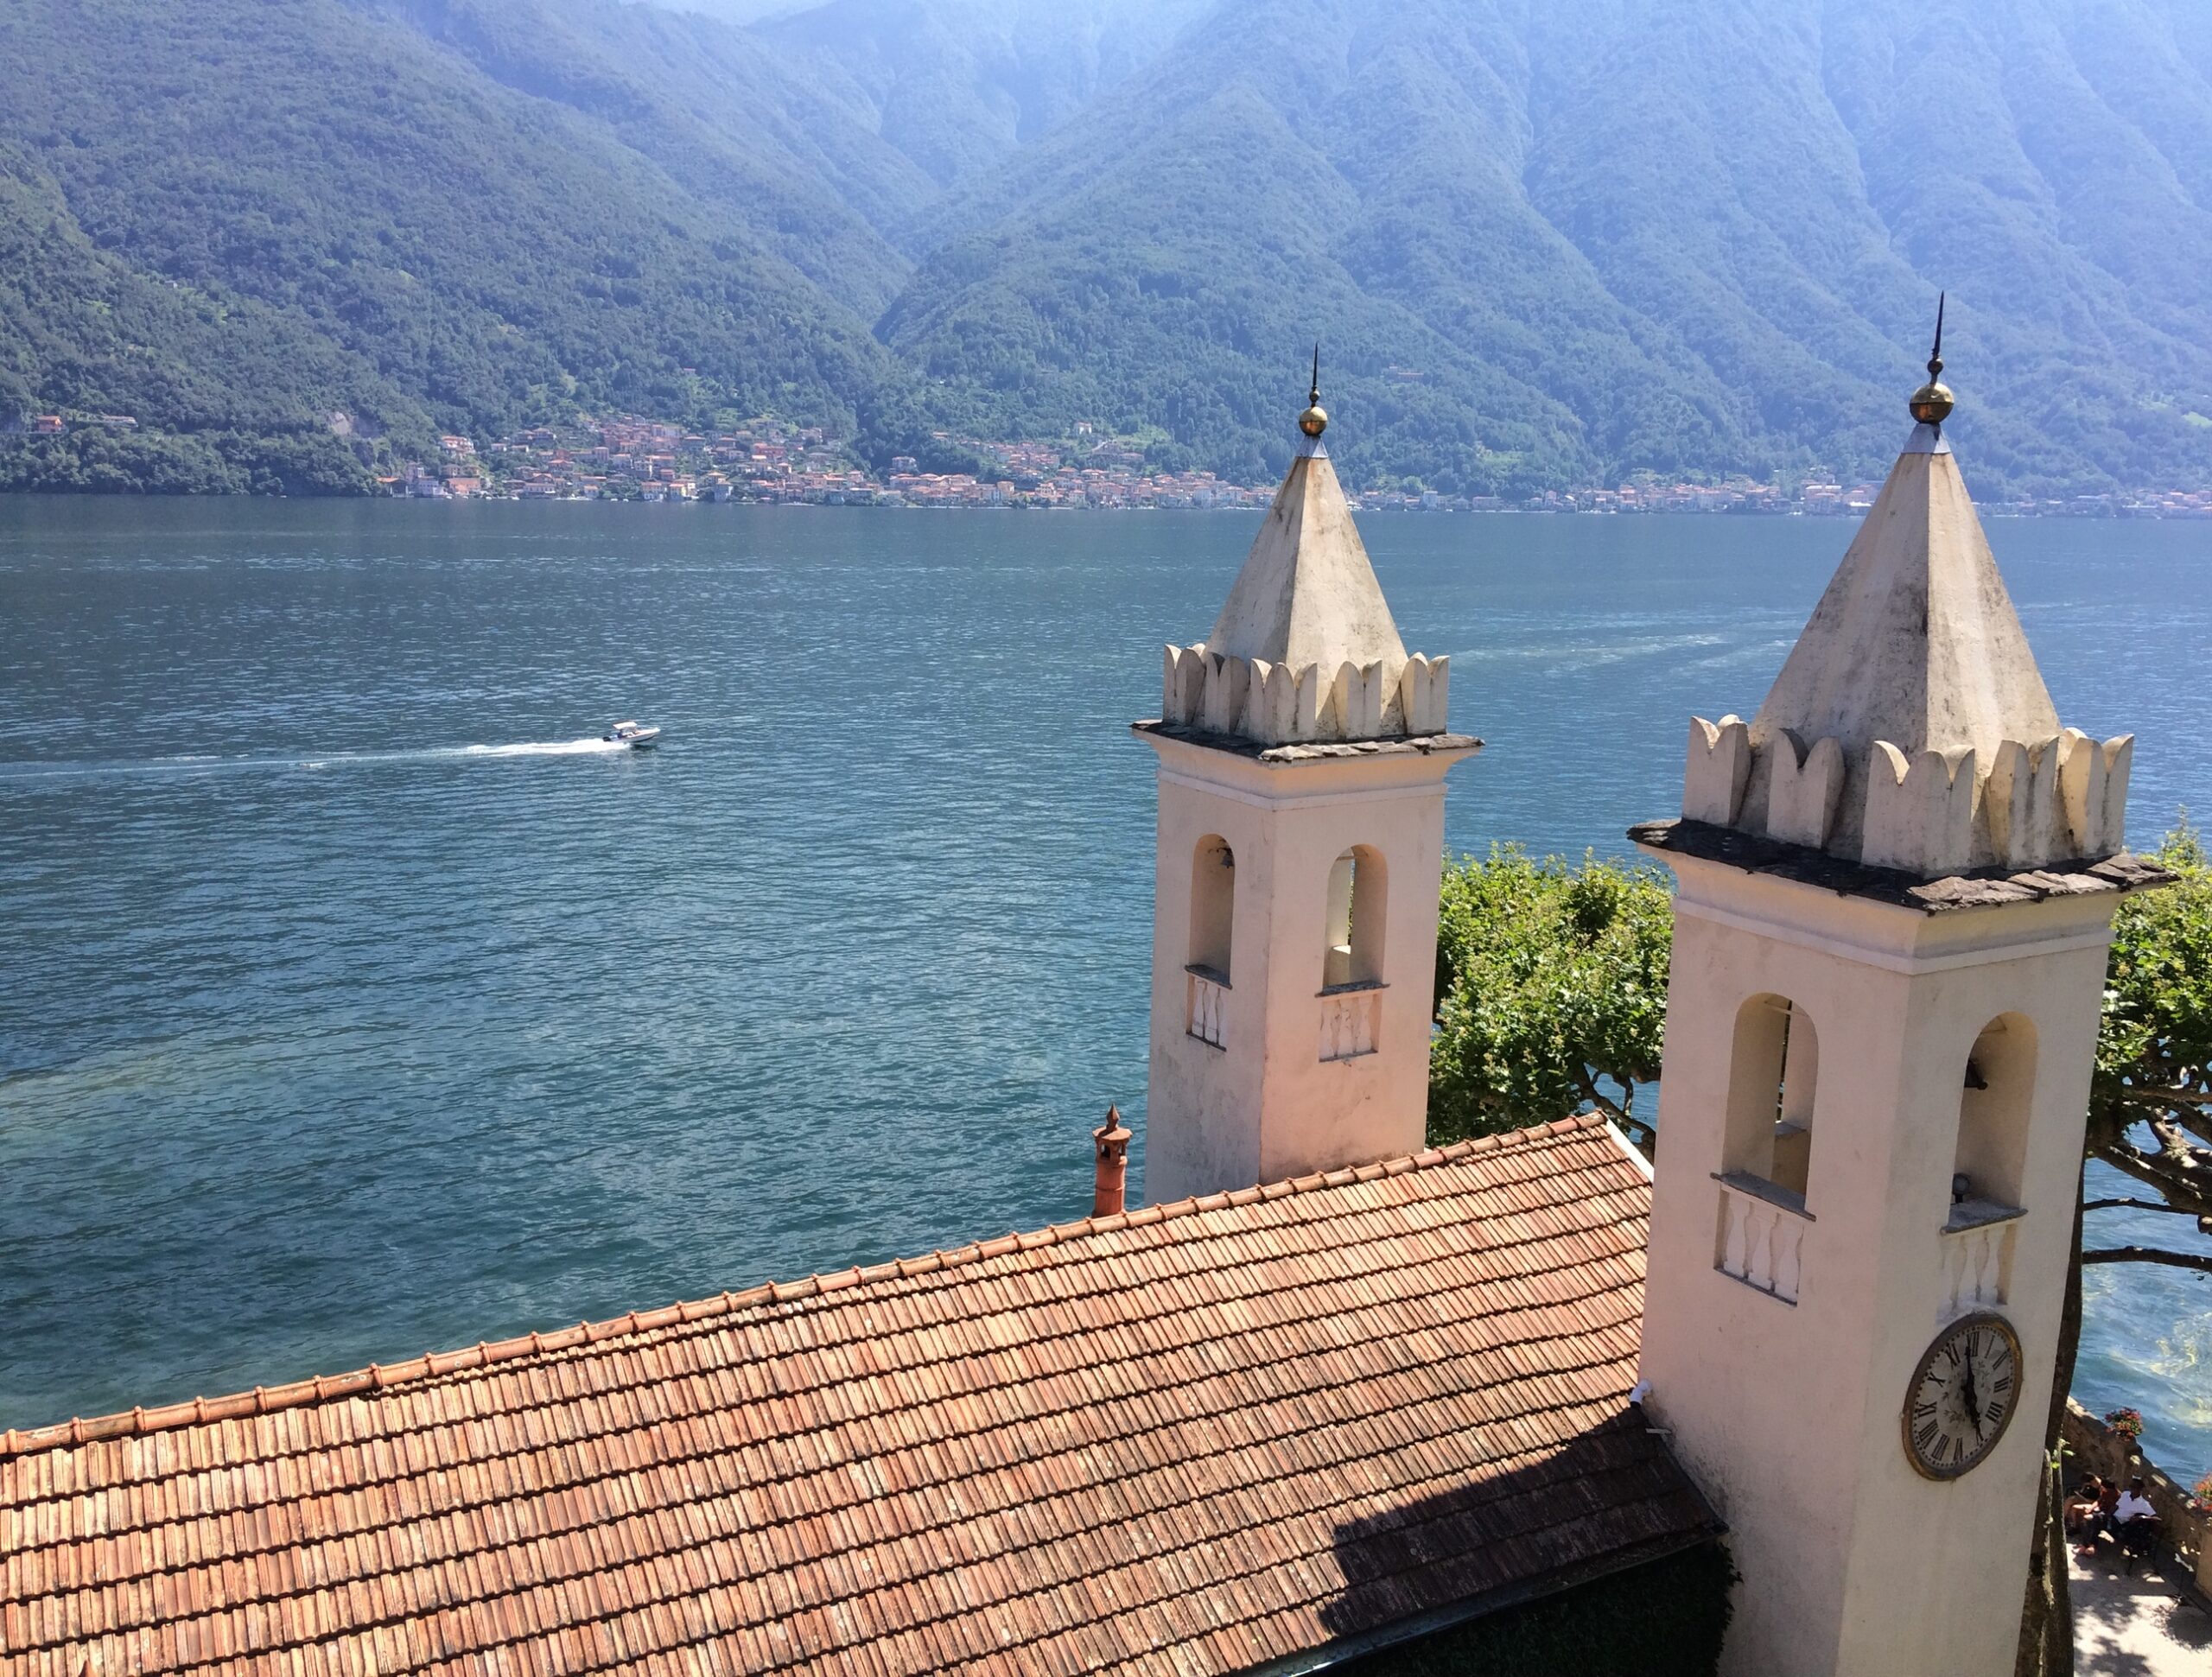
<box><xmin>2114</xmin><ymin>1478</ymin><xmax>2159</xmax><ymax>1557</ymax></box>
<box><xmin>2075</xmin><ymin>1477</ymin><xmax>2124</xmax><ymax>1556</ymax></box>
<box><xmin>2064</xmin><ymin>1476</ymin><xmax>2105</xmax><ymax>1537</ymax></box>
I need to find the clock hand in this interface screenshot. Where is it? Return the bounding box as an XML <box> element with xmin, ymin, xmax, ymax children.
<box><xmin>1961</xmin><ymin>1352</ymin><xmax>1983</xmax><ymax>1434</ymax></box>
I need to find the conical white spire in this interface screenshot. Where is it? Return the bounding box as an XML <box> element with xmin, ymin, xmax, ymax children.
<box><xmin>1205</xmin><ymin>439</ymin><xmax>1408</xmax><ymax>678</ymax></box>
<box><xmin>1158</xmin><ymin>378</ymin><xmax>1450</xmax><ymax>746</ymax></box>
<box><xmin>1742</xmin><ymin>425</ymin><xmax>2060</xmax><ymax>858</ymax></box>
<box><xmin>1679</xmin><ymin>346</ymin><xmax>2133</xmax><ymax>878</ymax></box>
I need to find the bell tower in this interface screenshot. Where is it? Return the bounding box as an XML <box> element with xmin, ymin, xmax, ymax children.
<box><xmin>1135</xmin><ymin>367</ymin><xmax>1480</xmax><ymax>1204</ymax></box>
<box><xmin>1631</xmin><ymin>324</ymin><xmax>2171</xmax><ymax>1675</ymax></box>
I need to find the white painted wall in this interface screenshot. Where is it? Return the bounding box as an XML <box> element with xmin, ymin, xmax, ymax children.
<box><xmin>1140</xmin><ymin>733</ymin><xmax>1474</xmax><ymax>1203</ymax></box>
<box><xmin>1637</xmin><ymin>852</ymin><xmax>2118</xmax><ymax>1677</ymax></box>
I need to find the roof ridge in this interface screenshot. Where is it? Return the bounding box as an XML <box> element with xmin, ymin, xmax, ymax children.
<box><xmin>0</xmin><ymin>1113</ymin><xmax>1608</xmax><ymax>1461</ymax></box>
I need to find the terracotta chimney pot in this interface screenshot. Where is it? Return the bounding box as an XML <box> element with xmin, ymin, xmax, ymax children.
<box><xmin>1091</xmin><ymin>1106</ymin><xmax>1133</xmax><ymax>1216</ymax></box>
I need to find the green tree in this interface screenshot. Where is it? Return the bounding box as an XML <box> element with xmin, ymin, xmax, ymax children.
<box><xmin>1426</xmin><ymin>833</ymin><xmax>2212</xmax><ymax>1677</ymax></box>
<box><xmin>2018</xmin><ymin>822</ymin><xmax>2212</xmax><ymax>1677</ymax></box>
<box><xmin>1427</xmin><ymin>847</ymin><xmax>1672</xmax><ymax>1147</ymax></box>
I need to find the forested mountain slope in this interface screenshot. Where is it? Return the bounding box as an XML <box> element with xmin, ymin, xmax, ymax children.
<box><xmin>758</xmin><ymin>0</ymin><xmax>1210</xmax><ymax>203</ymax></box>
<box><xmin>5</xmin><ymin>0</ymin><xmax>2210</xmax><ymax>497</ymax></box>
<box><xmin>881</xmin><ymin>0</ymin><xmax>2212</xmax><ymax>495</ymax></box>
<box><xmin>0</xmin><ymin>0</ymin><xmax>903</xmax><ymax>489</ymax></box>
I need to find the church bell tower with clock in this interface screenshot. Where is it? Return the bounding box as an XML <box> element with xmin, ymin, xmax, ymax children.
<box><xmin>1630</xmin><ymin>327</ymin><xmax>2170</xmax><ymax>1674</ymax></box>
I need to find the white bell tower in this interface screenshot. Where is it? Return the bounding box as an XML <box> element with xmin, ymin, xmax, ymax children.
<box><xmin>1631</xmin><ymin>336</ymin><xmax>2170</xmax><ymax>1674</ymax></box>
<box><xmin>1136</xmin><ymin>371</ymin><xmax>1479</xmax><ymax>1204</ymax></box>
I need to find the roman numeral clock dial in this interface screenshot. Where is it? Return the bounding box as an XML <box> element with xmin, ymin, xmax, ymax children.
<box><xmin>1903</xmin><ymin>1312</ymin><xmax>2023</xmax><ymax>1479</ymax></box>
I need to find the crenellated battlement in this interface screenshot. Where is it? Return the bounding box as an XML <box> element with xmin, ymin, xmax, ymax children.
<box><xmin>1681</xmin><ymin>715</ymin><xmax>2135</xmax><ymax>879</ymax></box>
<box><xmin>1162</xmin><ymin>643</ymin><xmax>1450</xmax><ymax>746</ymax></box>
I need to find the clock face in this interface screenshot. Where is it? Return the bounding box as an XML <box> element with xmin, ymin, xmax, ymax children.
<box><xmin>1904</xmin><ymin>1312</ymin><xmax>2024</xmax><ymax>1480</ymax></box>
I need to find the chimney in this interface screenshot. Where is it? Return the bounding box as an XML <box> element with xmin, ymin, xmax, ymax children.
<box><xmin>1091</xmin><ymin>1106</ymin><xmax>1132</xmax><ymax>1216</ymax></box>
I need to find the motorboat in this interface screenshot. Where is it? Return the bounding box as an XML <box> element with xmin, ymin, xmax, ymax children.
<box><xmin>602</xmin><ymin>720</ymin><xmax>663</xmax><ymax>748</ymax></box>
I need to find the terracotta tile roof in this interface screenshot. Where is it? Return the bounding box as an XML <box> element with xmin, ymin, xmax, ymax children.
<box><xmin>0</xmin><ymin>1115</ymin><xmax>1711</xmax><ymax>1677</ymax></box>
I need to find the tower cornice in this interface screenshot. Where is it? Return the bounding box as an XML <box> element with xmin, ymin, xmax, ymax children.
<box><xmin>1630</xmin><ymin>817</ymin><xmax>2171</xmax><ymax>916</ymax></box>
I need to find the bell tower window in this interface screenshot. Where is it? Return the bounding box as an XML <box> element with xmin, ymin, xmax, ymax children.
<box><xmin>1321</xmin><ymin>846</ymin><xmax>1387</xmax><ymax>991</ymax></box>
<box><xmin>1720</xmin><ymin>994</ymin><xmax>1821</xmax><ymax>1210</ymax></box>
<box><xmin>1950</xmin><ymin>1014</ymin><xmax>2035</xmax><ymax>1223</ymax></box>
<box><xmin>1188</xmin><ymin>835</ymin><xmax>1235</xmax><ymax>983</ymax></box>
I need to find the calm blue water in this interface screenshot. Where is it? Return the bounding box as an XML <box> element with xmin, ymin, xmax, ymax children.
<box><xmin>1</xmin><ymin>498</ymin><xmax>2205</xmax><ymax>1480</ymax></box>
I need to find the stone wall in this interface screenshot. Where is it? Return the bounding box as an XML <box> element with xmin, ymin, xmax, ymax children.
<box><xmin>2063</xmin><ymin>1400</ymin><xmax>2211</xmax><ymax>1595</ymax></box>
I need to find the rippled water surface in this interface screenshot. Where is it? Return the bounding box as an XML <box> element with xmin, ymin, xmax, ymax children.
<box><xmin>2</xmin><ymin>498</ymin><xmax>2206</xmax><ymax>1479</ymax></box>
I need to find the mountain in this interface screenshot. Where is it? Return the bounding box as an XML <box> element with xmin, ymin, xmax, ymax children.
<box><xmin>756</xmin><ymin>0</ymin><xmax>1211</xmax><ymax>203</ymax></box>
<box><xmin>881</xmin><ymin>0</ymin><xmax>2212</xmax><ymax>496</ymax></box>
<box><xmin>4</xmin><ymin>0</ymin><xmax>2210</xmax><ymax>498</ymax></box>
<box><xmin>0</xmin><ymin>0</ymin><xmax>907</xmax><ymax>491</ymax></box>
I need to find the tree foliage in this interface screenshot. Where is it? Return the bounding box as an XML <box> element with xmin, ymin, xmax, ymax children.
<box><xmin>0</xmin><ymin>0</ymin><xmax>900</xmax><ymax>492</ymax></box>
<box><xmin>2087</xmin><ymin>822</ymin><xmax>2212</xmax><ymax>1266</ymax></box>
<box><xmin>1427</xmin><ymin>848</ymin><xmax>1671</xmax><ymax>1146</ymax></box>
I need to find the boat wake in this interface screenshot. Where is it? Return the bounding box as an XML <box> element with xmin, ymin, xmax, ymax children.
<box><xmin>448</xmin><ymin>738</ymin><xmax>633</xmax><ymax>759</ymax></box>
<box><xmin>2</xmin><ymin>738</ymin><xmax>639</xmax><ymax>781</ymax></box>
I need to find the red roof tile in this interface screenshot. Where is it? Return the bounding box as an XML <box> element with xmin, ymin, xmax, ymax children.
<box><xmin>0</xmin><ymin>1115</ymin><xmax>1708</xmax><ymax>1676</ymax></box>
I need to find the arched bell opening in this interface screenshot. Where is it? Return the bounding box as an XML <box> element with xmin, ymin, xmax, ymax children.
<box><xmin>1950</xmin><ymin>1013</ymin><xmax>2037</xmax><ymax>1223</ymax></box>
<box><xmin>1188</xmin><ymin>835</ymin><xmax>1236</xmax><ymax>984</ymax></box>
<box><xmin>1721</xmin><ymin>993</ymin><xmax>1821</xmax><ymax>1211</ymax></box>
<box><xmin>1322</xmin><ymin>844</ymin><xmax>1388</xmax><ymax>992</ymax></box>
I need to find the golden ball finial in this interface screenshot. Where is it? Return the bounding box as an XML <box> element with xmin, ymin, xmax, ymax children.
<box><xmin>1909</xmin><ymin>379</ymin><xmax>1954</xmax><ymax>427</ymax></box>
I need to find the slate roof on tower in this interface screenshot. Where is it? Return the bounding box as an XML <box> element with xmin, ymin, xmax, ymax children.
<box><xmin>0</xmin><ymin>1115</ymin><xmax>1713</xmax><ymax>1677</ymax></box>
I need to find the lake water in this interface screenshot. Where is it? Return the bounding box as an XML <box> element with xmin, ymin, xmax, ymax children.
<box><xmin>2</xmin><ymin>497</ymin><xmax>2206</xmax><ymax>1483</ymax></box>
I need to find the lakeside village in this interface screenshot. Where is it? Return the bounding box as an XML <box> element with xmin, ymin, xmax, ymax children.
<box><xmin>390</xmin><ymin>412</ymin><xmax>2212</xmax><ymax>516</ymax></box>
<box><xmin>25</xmin><ymin>407</ymin><xmax>2212</xmax><ymax>514</ymax></box>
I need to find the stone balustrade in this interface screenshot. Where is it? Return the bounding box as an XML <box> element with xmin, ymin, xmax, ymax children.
<box><xmin>1186</xmin><ymin>967</ymin><xmax>1228</xmax><ymax>1050</ymax></box>
<box><xmin>1938</xmin><ymin>1201</ymin><xmax>2020</xmax><ymax>1318</ymax></box>
<box><xmin>1713</xmin><ymin>1172</ymin><xmax>1810</xmax><ymax>1304</ymax></box>
<box><xmin>1319</xmin><ymin>984</ymin><xmax>1381</xmax><ymax>1063</ymax></box>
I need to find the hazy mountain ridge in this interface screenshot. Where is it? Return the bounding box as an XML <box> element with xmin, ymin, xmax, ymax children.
<box><xmin>3</xmin><ymin>0</ymin><xmax>2209</xmax><ymax>497</ymax></box>
<box><xmin>758</xmin><ymin>0</ymin><xmax>1211</xmax><ymax>210</ymax></box>
<box><xmin>884</xmin><ymin>0</ymin><xmax>2212</xmax><ymax>493</ymax></box>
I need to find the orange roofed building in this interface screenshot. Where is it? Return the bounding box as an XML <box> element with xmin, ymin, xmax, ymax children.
<box><xmin>0</xmin><ymin>1118</ymin><xmax>1708</xmax><ymax>1676</ymax></box>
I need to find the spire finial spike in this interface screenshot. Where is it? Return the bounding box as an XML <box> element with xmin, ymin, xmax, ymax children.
<box><xmin>1908</xmin><ymin>293</ymin><xmax>1955</xmax><ymax>432</ymax></box>
<box><xmin>1298</xmin><ymin>345</ymin><xmax>1328</xmax><ymax>441</ymax></box>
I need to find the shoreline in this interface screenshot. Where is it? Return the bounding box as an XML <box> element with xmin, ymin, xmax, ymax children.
<box><xmin>4</xmin><ymin>491</ymin><xmax>2208</xmax><ymax>520</ymax></box>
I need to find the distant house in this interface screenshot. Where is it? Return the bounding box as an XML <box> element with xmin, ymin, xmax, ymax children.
<box><xmin>33</xmin><ymin>415</ymin><xmax>65</xmax><ymax>435</ymax></box>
